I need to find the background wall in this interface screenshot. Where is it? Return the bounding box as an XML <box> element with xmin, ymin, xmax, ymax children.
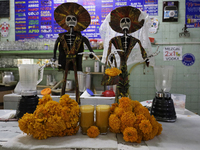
<box><xmin>128</xmin><ymin>0</ymin><xmax>200</xmax><ymax>115</ymax></box>
<box><xmin>0</xmin><ymin>0</ymin><xmax>15</xmax><ymax>41</ymax></box>
<box><xmin>1</xmin><ymin>0</ymin><xmax>200</xmax><ymax>114</ymax></box>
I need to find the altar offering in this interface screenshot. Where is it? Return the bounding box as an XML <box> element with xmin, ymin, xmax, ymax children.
<box><xmin>80</xmin><ymin>105</ymin><xmax>94</xmax><ymax>134</ymax></box>
<box><xmin>96</xmin><ymin>105</ymin><xmax>110</xmax><ymax>134</ymax></box>
<box><xmin>18</xmin><ymin>94</ymin><xmax>80</xmax><ymax>140</ymax></box>
<box><xmin>109</xmin><ymin>97</ymin><xmax>162</xmax><ymax>143</ymax></box>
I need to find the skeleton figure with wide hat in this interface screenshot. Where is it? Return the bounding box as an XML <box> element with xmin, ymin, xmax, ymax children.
<box><xmin>52</xmin><ymin>2</ymin><xmax>96</xmax><ymax>104</ymax></box>
<box><xmin>101</xmin><ymin>6</ymin><xmax>155</xmax><ymax>102</ymax></box>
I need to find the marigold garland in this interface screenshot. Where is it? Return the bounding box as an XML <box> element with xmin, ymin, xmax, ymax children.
<box><xmin>87</xmin><ymin>126</ymin><xmax>100</xmax><ymax>138</ymax></box>
<box><xmin>18</xmin><ymin>94</ymin><xmax>80</xmax><ymax>140</ymax></box>
<box><xmin>105</xmin><ymin>67</ymin><xmax>122</xmax><ymax>77</ymax></box>
<box><xmin>108</xmin><ymin>97</ymin><xmax>163</xmax><ymax>143</ymax></box>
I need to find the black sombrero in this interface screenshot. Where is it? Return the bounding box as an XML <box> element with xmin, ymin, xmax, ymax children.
<box><xmin>54</xmin><ymin>2</ymin><xmax>91</xmax><ymax>32</ymax></box>
<box><xmin>109</xmin><ymin>6</ymin><xmax>144</xmax><ymax>34</ymax></box>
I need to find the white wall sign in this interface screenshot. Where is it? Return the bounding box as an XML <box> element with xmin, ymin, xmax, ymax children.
<box><xmin>163</xmin><ymin>46</ymin><xmax>182</xmax><ymax>61</ymax></box>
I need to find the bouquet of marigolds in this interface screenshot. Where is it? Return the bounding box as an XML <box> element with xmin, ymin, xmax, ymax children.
<box><xmin>105</xmin><ymin>67</ymin><xmax>122</xmax><ymax>77</ymax></box>
<box><xmin>109</xmin><ymin>97</ymin><xmax>162</xmax><ymax>143</ymax></box>
<box><xmin>18</xmin><ymin>94</ymin><xmax>79</xmax><ymax>140</ymax></box>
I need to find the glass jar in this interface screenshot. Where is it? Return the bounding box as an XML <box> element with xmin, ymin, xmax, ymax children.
<box><xmin>90</xmin><ymin>39</ymin><xmax>97</xmax><ymax>49</ymax></box>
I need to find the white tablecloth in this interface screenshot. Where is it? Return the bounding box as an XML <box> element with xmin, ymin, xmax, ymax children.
<box><xmin>0</xmin><ymin>109</ymin><xmax>200</xmax><ymax>150</ymax></box>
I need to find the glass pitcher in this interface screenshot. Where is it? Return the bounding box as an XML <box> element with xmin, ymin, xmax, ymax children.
<box><xmin>14</xmin><ymin>64</ymin><xmax>44</xmax><ymax>94</ymax></box>
<box><xmin>154</xmin><ymin>66</ymin><xmax>174</xmax><ymax>93</ymax></box>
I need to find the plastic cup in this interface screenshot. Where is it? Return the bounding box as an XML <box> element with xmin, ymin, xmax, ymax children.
<box><xmin>96</xmin><ymin>104</ymin><xmax>110</xmax><ymax>134</ymax></box>
<box><xmin>80</xmin><ymin>105</ymin><xmax>94</xmax><ymax>134</ymax></box>
<box><xmin>171</xmin><ymin>94</ymin><xmax>186</xmax><ymax>114</ymax></box>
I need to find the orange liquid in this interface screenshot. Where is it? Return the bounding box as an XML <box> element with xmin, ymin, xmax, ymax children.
<box><xmin>96</xmin><ymin>105</ymin><xmax>110</xmax><ymax>134</ymax></box>
<box><xmin>80</xmin><ymin>105</ymin><xmax>94</xmax><ymax>134</ymax></box>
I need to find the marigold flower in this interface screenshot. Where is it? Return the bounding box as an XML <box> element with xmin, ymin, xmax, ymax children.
<box><xmin>64</xmin><ymin>126</ymin><xmax>80</xmax><ymax>136</ymax></box>
<box><xmin>131</xmin><ymin>100</ymin><xmax>142</xmax><ymax>110</ymax></box>
<box><xmin>120</xmin><ymin>112</ymin><xmax>136</xmax><ymax>132</ymax></box>
<box><xmin>134</xmin><ymin>105</ymin><xmax>151</xmax><ymax>119</ymax></box>
<box><xmin>109</xmin><ymin>114</ymin><xmax>121</xmax><ymax>133</ymax></box>
<box><xmin>87</xmin><ymin>126</ymin><xmax>100</xmax><ymax>138</ymax></box>
<box><xmin>148</xmin><ymin>115</ymin><xmax>159</xmax><ymax>138</ymax></box>
<box><xmin>135</xmin><ymin>114</ymin><xmax>147</xmax><ymax>124</ymax></box>
<box><xmin>45</xmin><ymin>101</ymin><xmax>62</xmax><ymax>116</ymax></box>
<box><xmin>142</xmin><ymin>133</ymin><xmax>151</xmax><ymax>141</ymax></box>
<box><xmin>139</xmin><ymin>120</ymin><xmax>152</xmax><ymax>134</ymax></box>
<box><xmin>119</xmin><ymin>97</ymin><xmax>132</xmax><ymax>112</ymax></box>
<box><xmin>18</xmin><ymin>113</ymin><xmax>35</xmax><ymax>135</ymax></box>
<box><xmin>38</xmin><ymin>94</ymin><xmax>52</xmax><ymax>105</ymax></box>
<box><xmin>110</xmin><ymin>103</ymin><xmax>118</xmax><ymax>114</ymax></box>
<box><xmin>114</xmin><ymin>107</ymin><xmax>125</xmax><ymax>118</ymax></box>
<box><xmin>32</xmin><ymin>128</ymin><xmax>48</xmax><ymax>140</ymax></box>
<box><xmin>105</xmin><ymin>67</ymin><xmax>122</xmax><ymax>77</ymax></box>
<box><xmin>45</xmin><ymin>115</ymin><xmax>66</xmax><ymax>132</ymax></box>
<box><xmin>33</xmin><ymin>105</ymin><xmax>49</xmax><ymax>119</ymax></box>
<box><xmin>123</xmin><ymin>127</ymin><xmax>138</xmax><ymax>142</ymax></box>
<box><xmin>136</xmin><ymin>130</ymin><xmax>143</xmax><ymax>143</ymax></box>
<box><xmin>18</xmin><ymin>94</ymin><xmax>80</xmax><ymax>140</ymax></box>
<box><xmin>108</xmin><ymin>97</ymin><xmax>162</xmax><ymax>143</ymax></box>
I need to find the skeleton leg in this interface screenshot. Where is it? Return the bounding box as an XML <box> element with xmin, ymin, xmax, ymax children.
<box><xmin>61</xmin><ymin>61</ymin><xmax>70</xmax><ymax>96</ymax></box>
<box><xmin>73</xmin><ymin>60</ymin><xmax>80</xmax><ymax>104</ymax></box>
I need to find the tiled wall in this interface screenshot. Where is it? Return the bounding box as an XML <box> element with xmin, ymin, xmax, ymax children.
<box><xmin>1</xmin><ymin>0</ymin><xmax>200</xmax><ymax>114</ymax></box>
<box><xmin>128</xmin><ymin>0</ymin><xmax>200</xmax><ymax>115</ymax></box>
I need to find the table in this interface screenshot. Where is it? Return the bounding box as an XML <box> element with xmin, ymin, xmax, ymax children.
<box><xmin>0</xmin><ymin>109</ymin><xmax>200</xmax><ymax>150</ymax></box>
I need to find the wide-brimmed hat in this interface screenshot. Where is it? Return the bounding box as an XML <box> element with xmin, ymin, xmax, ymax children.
<box><xmin>54</xmin><ymin>2</ymin><xmax>91</xmax><ymax>32</ymax></box>
<box><xmin>109</xmin><ymin>6</ymin><xmax>144</xmax><ymax>34</ymax></box>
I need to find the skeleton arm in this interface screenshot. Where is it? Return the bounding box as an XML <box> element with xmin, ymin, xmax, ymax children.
<box><xmin>105</xmin><ymin>40</ymin><xmax>113</xmax><ymax>67</ymax></box>
<box><xmin>137</xmin><ymin>39</ymin><xmax>149</xmax><ymax>67</ymax></box>
<box><xmin>52</xmin><ymin>37</ymin><xmax>60</xmax><ymax>62</ymax></box>
<box><xmin>142</xmin><ymin>46</ymin><xmax>160</xmax><ymax>62</ymax></box>
<box><xmin>82</xmin><ymin>36</ymin><xmax>94</xmax><ymax>59</ymax></box>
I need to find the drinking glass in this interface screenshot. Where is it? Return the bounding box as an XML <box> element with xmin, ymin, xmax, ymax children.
<box><xmin>96</xmin><ymin>105</ymin><xmax>110</xmax><ymax>134</ymax></box>
<box><xmin>80</xmin><ymin>105</ymin><xmax>94</xmax><ymax>134</ymax></box>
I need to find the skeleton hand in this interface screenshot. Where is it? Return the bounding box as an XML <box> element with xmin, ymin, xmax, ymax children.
<box><xmin>78</xmin><ymin>52</ymin><xmax>100</xmax><ymax>61</ymax></box>
<box><xmin>44</xmin><ymin>59</ymin><xmax>61</xmax><ymax>69</ymax></box>
<box><xmin>50</xmin><ymin>57</ymin><xmax>56</xmax><ymax>62</ymax></box>
<box><xmin>89</xmin><ymin>54</ymin><xmax>94</xmax><ymax>59</ymax></box>
<box><xmin>141</xmin><ymin>46</ymin><xmax>160</xmax><ymax>65</ymax></box>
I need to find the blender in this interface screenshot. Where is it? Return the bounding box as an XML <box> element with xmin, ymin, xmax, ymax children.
<box><xmin>14</xmin><ymin>64</ymin><xmax>44</xmax><ymax>119</ymax></box>
<box><xmin>150</xmin><ymin>66</ymin><xmax>176</xmax><ymax>122</ymax></box>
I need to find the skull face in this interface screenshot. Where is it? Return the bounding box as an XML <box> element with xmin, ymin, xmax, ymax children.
<box><xmin>65</xmin><ymin>15</ymin><xmax>77</xmax><ymax>27</ymax></box>
<box><xmin>120</xmin><ymin>17</ymin><xmax>131</xmax><ymax>31</ymax></box>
